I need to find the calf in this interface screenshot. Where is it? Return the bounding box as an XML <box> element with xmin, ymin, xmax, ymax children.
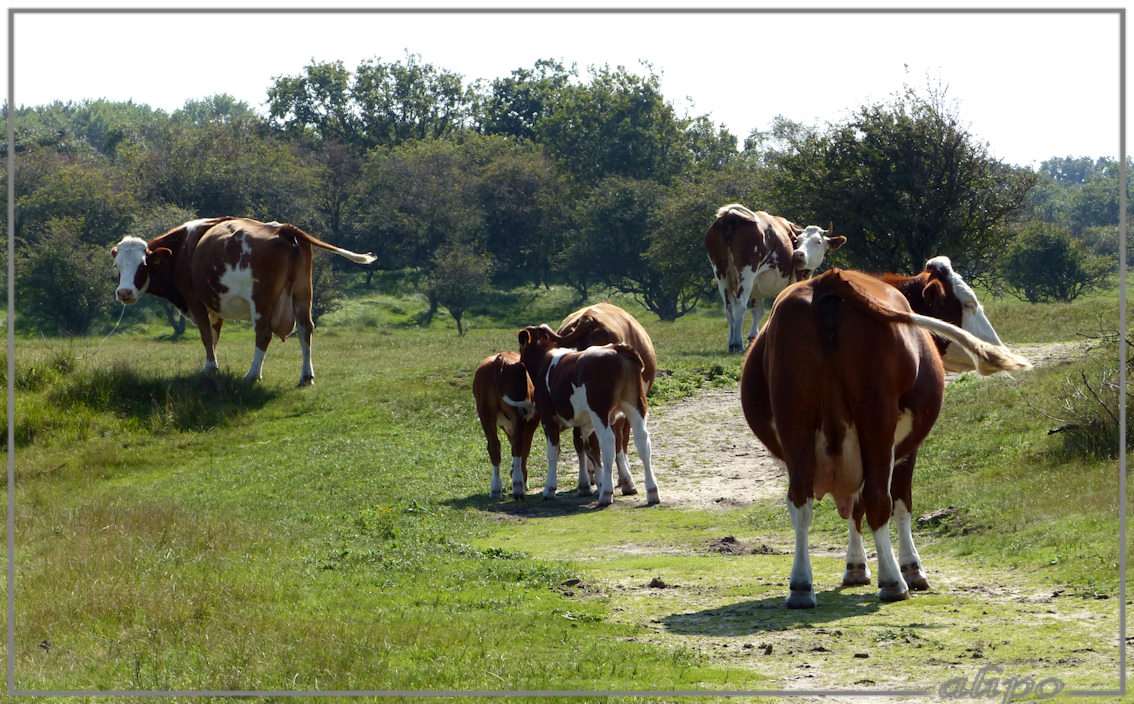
<box><xmin>473</xmin><ymin>351</ymin><xmax>540</xmax><ymax>500</ymax></box>
<box><xmin>556</xmin><ymin>303</ymin><xmax>657</xmax><ymax>498</ymax></box>
<box><xmin>518</xmin><ymin>325</ymin><xmax>658</xmax><ymax>507</ymax></box>
<box><xmin>740</xmin><ymin>267</ymin><xmax>1030</xmax><ymax>608</ymax></box>
<box><xmin>112</xmin><ymin>217</ymin><xmax>375</xmax><ymax>386</ymax></box>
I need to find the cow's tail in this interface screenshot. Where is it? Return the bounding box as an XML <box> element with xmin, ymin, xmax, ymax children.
<box><xmin>831</xmin><ymin>272</ymin><xmax>1032</xmax><ymax>376</ymax></box>
<box><xmin>279</xmin><ymin>224</ymin><xmax>377</xmax><ymax>265</ymax></box>
<box><xmin>715</xmin><ymin>203</ymin><xmax>758</xmax><ymax>222</ymax></box>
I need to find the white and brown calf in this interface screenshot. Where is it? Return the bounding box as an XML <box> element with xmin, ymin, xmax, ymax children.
<box><xmin>517</xmin><ymin>325</ymin><xmax>658</xmax><ymax>507</ymax></box>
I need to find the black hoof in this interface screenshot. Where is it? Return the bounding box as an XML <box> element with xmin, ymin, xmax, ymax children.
<box><xmin>842</xmin><ymin>563</ymin><xmax>871</xmax><ymax>586</ymax></box>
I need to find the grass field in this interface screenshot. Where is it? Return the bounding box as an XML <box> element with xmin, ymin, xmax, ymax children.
<box><xmin>6</xmin><ymin>280</ymin><xmax>1127</xmax><ymax>700</ymax></box>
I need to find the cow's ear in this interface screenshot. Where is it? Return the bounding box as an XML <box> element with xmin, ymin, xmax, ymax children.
<box><xmin>518</xmin><ymin>329</ymin><xmax>531</xmax><ymax>348</ymax></box>
<box><xmin>826</xmin><ymin>235</ymin><xmax>847</xmax><ymax>251</ymax></box>
<box><xmin>147</xmin><ymin>247</ymin><xmax>173</xmax><ymax>267</ymax></box>
<box><xmin>111</xmin><ymin>246</ymin><xmax>119</xmax><ymax>259</ymax></box>
<box><xmin>923</xmin><ymin>279</ymin><xmax>947</xmax><ymax>312</ymax></box>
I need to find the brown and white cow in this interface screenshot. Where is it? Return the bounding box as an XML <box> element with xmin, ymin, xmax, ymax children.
<box><xmin>556</xmin><ymin>302</ymin><xmax>657</xmax><ymax>498</ymax></box>
<box><xmin>740</xmin><ymin>266</ymin><xmax>1030</xmax><ymax>608</ymax></box>
<box><xmin>473</xmin><ymin>351</ymin><xmax>540</xmax><ymax>499</ymax></box>
<box><xmin>518</xmin><ymin>325</ymin><xmax>658</xmax><ymax>507</ymax></box>
<box><xmin>112</xmin><ymin>217</ymin><xmax>375</xmax><ymax>386</ymax></box>
<box><xmin>705</xmin><ymin>204</ymin><xmax>845</xmax><ymax>353</ymax></box>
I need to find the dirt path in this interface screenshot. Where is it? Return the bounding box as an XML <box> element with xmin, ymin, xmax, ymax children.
<box><xmin>649</xmin><ymin>341</ymin><xmax>1086</xmax><ymax>511</ymax></box>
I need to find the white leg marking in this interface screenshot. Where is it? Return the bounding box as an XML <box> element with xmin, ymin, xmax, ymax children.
<box><xmin>746</xmin><ymin>298</ymin><xmax>765</xmax><ymax>342</ymax></box>
<box><xmin>490</xmin><ymin>463</ymin><xmax>503</xmax><ymax>498</ymax></box>
<box><xmin>787</xmin><ymin>498</ymin><xmax>816</xmax><ymax>607</ymax></box>
<box><xmin>576</xmin><ymin>447</ymin><xmax>593</xmax><ymax>496</ymax></box>
<box><xmin>510</xmin><ymin>455</ymin><xmax>525</xmax><ymax>499</ymax></box>
<box><xmin>298</xmin><ymin>324</ymin><xmax>314</xmax><ymax>383</ymax></box>
<box><xmin>542</xmin><ymin>439</ymin><xmax>559</xmax><ymax>499</ymax></box>
<box><xmin>626</xmin><ymin>407</ymin><xmax>657</xmax><ymax>504</ymax></box>
<box><xmin>843</xmin><ymin>517</ymin><xmax>872</xmax><ymax>585</ymax></box>
<box><xmin>244</xmin><ymin>347</ymin><xmax>267</xmax><ymax>382</ymax></box>
<box><xmin>203</xmin><ymin>359</ymin><xmax>219</xmax><ymax>374</ymax></box>
<box><xmin>615</xmin><ymin>450</ymin><xmax>637</xmax><ymax>494</ymax></box>
<box><xmin>872</xmin><ymin>520</ymin><xmax>909</xmax><ymax>601</ymax></box>
<box><xmin>590</xmin><ymin>419</ymin><xmax>617</xmax><ymax>506</ymax></box>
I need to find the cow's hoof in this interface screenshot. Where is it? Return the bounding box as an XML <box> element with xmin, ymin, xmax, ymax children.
<box><xmin>901</xmin><ymin>563</ymin><xmax>930</xmax><ymax>591</ymax></box>
<box><xmin>646</xmin><ymin>488</ymin><xmax>660</xmax><ymax>505</ymax></box>
<box><xmin>297</xmin><ymin>376</ymin><xmax>314</xmax><ymax>387</ymax></box>
<box><xmin>619</xmin><ymin>484</ymin><xmax>638</xmax><ymax>496</ymax></box>
<box><xmin>842</xmin><ymin>563</ymin><xmax>872</xmax><ymax>586</ymax></box>
<box><xmin>878</xmin><ymin>580</ymin><xmax>910</xmax><ymax>603</ymax></box>
<box><xmin>597</xmin><ymin>491</ymin><xmax>614</xmax><ymax>507</ymax></box>
<box><xmin>490</xmin><ymin>489</ymin><xmax>502</xmax><ymax>499</ymax></box>
<box><xmin>728</xmin><ymin>345</ymin><xmax>743</xmax><ymax>355</ymax></box>
<box><xmin>786</xmin><ymin>586</ymin><xmax>817</xmax><ymax>609</ymax></box>
<box><xmin>577</xmin><ymin>485</ymin><xmax>594</xmax><ymax>497</ymax></box>
<box><xmin>541</xmin><ymin>489</ymin><xmax>557</xmax><ymax>501</ymax></box>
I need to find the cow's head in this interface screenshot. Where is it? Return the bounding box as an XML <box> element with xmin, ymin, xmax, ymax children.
<box><xmin>517</xmin><ymin>324</ymin><xmax>560</xmax><ymax>352</ymax></box>
<box><xmin>498</xmin><ymin>356</ymin><xmax>536</xmax><ymax>421</ymax></box>
<box><xmin>111</xmin><ymin>236</ymin><xmax>171</xmax><ymax>304</ymax></box>
<box><xmin>791</xmin><ymin>225</ymin><xmax>846</xmax><ymax>281</ymax></box>
<box><xmin>921</xmin><ymin>255</ymin><xmax>1006</xmax><ymax>372</ymax></box>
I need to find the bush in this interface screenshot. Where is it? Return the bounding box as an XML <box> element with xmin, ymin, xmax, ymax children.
<box><xmin>16</xmin><ymin>218</ymin><xmax>115</xmax><ymax>335</ymax></box>
<box><xmin>1000</xmin><ymin>223</ymin><xmax>1113</xmax><ymax>303</ymax></box>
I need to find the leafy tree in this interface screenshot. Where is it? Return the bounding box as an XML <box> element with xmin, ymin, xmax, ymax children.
<box><xmin>766</xmin><ymin>87</ymin><xmax>1036</xmax><ymax>276</ymax></box>
<box><xmin>427</xmin><ymin>241</ymin><xmax>491</xmax><ymax>335</ymax></box>
<box><xmin>476</xmin><ymin>59</ymin><xmax>573</xmax><ymax>140</ymax></box>
<box><xmin>533</xmin><ymin>64</ymin><xmax>693</xmax><ymax>185</ymax></box>
<box><xmin>1000</xmin><ymin>223</ymin><xmax>1112</xmax><ymax>303</ymax></box>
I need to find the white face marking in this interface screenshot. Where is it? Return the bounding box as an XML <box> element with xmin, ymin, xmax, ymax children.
<box><xmin>113</xmin><ymin>237</ymin><xmax>149</xmax><ymax>303</ymax></box>
<box><xmin>793</xmin><ymin>227</ymin><xmax>833</xmax><ymax>271</ymax></box>
<box><xmin>926</xmin><ymin>256</ymin><xmax>1006</xmax><ymax>352</ymax></box>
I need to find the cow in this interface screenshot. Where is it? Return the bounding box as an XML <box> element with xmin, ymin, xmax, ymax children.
<box><xmin>556</xmin><ymin>302</ymin><xmax>657</xmax><ymax>498</ymax></box>
<box><xmin>473</xmin><ymin>351</ymin><xmax>540</xmax><ymax>500</ymax></box>
<box><xmin>704</xmin><ymin>204</ymin><xmax>845</xmax><ymax>353</ymax></box>
<box><xmin>740</xmin><ymin>264</ymin><xmax>1030</xmax><ymax>608</ymax></box>
<box><xmin>517</xmin><ymin>324</ymin><xmax>658</xmax><ymax>507</ymax></box>
<box><xmin>112</xmin><ymin>217</ymin><xmax>375</xmax><ymax>386</ymax></box>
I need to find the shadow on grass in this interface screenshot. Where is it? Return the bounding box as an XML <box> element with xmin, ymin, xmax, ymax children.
<box><xmin>661</xmin><ymin>587</ymin><xmax>886</xmax><ymax>635</ymax></box>
<box><xmin>444</xmin><ymin>487</ymin><xmax>631</xmax><ymax>518</ymax></box>
<box><xmin>50</xmin><ymin>365</ymin><xmax>278</xmax><ymax>432</ymax></box>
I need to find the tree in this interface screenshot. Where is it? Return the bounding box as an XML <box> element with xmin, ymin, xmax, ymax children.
<box><xmin>766</xmin><ymin>87</ymin><xmax>1036</xmax><ymax>276</ymax></box>
<box><xmin>427</xmin><ymin>242</ymin><xmax>491</xmax><ymax>335</ymax></box>
<box><xmin>476</xmin><ymin>59</ymin><xmax>573</xmax><ymax>140</ymax></box>
<box><xmin>16</xmin><ymin>218</ymin><xmax>114</xmax><ymax>335</ymax></box>
<box><xmin>1000</xmin><ymin>223</ymin><xmax>1112</xmax><ymax>303</ymax></box>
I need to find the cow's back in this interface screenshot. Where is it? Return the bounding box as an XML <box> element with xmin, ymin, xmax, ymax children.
<box><xmin>557</xmin><ymin>303</ymin><xmax>656</xmax><ymax>391</ymax></box>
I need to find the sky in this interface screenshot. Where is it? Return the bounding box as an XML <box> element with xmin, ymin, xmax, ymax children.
<box><xmin>5</xmin><ymin>2</ymin><xmax>1126</xmax><ymax>168</ymax></box>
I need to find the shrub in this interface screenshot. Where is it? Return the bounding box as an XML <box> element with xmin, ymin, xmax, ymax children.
<box><xmin>1000</xmin><ymin>223</ymin><xmax>1113</xmax><ymax>303</ymax></box>
<box><xmin>16</xmin><ymin>217</ymin><xmax>114</xmax><ymax>335</ymax></box>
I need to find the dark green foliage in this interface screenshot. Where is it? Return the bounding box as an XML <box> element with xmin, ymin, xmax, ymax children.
<box><xmin>16</xmin><ymin>218</ymin><xmax>116</xmax><ymax>335</ymax></box>
<box><xmin>765</xmin><ymin>88</ymin><xmax>1036</xmax><ymax>276</ymax></box>
<box><xmin>999</xmin><ymin>223</ymin><xmax>1112</xmax><ymax>303</ymax></box>
<box><xmin>426</xmin><ymin>242</ymin><xmax>492</xmax><ymax>335</ymax></box>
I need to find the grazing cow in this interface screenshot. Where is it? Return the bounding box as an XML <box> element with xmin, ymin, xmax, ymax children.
<box><xmin>556</xmin><ymin>302</ymin><xmax>657</xmax><ymax>498</ymax></box>
<box><xmin>112</xmin><ymin>217</ymin><xmax>375</xmax><ymax>386</ymax></box>
<box><xmin>740</xmin><ymin>266</ymin><xmax>1030</xmax><ymax>608</ymax></box>
<box><xmin>518</xmin><ymin>325</ymin><xmax>658</xmax><ymax>507</ymax></box>
<box><xmin>473</xmin><ymin>351</ymin><xmax>541</xmax><ymax>500</ymax></box>
<box><xmin>704</xmin><ymin>204</ymin><xmax>845</xmax><ymax>353</ymax></box>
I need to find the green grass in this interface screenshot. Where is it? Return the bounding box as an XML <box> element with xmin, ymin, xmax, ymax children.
<box><xmin>7</xmin><ymin>281</ymin><xmax>1126</xmax><ymax>698</ymax></box>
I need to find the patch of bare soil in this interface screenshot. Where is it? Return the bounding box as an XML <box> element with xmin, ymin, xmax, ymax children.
<box><xmin>649</xmin><ymin>341</ymin><xmax>1085</xmax><ymax>511</ymax></box>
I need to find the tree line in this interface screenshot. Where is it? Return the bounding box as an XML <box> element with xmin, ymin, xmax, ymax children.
<box><xmin>5</xmin><ymin>53</ymin><xmax>1127</xmax><ymax>335</ymax></box>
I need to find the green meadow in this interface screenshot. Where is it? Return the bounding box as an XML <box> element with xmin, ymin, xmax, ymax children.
<box><xmin>6</xmin><ymin>281</ymin><xmax>1127</xmax><ymax>701</ymax></box>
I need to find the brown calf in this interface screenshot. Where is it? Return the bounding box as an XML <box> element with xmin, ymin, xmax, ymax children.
<box><xmin>473</xmin><ymin>351</ymin><xmax>540</xmax><ymax>500</ymax></box>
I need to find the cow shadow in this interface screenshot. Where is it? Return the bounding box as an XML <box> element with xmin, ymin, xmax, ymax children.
<box><xmin>445</xmin><ymin>487</ymin><xmax>656</xmax><ymax>519</ymax></box>
<box><xmin>661</xmin><ymin>588</ymin><xmax>885</xmax><ymax>636</ymax></box>
<box><xmin>50</xmin><ymin>367</ymin><xmax>277</xmax><ymax>432</ymax></box>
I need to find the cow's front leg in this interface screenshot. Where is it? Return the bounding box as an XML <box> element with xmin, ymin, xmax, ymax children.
<box><xmin>589</xmin><ymin>418</ymin><xmax>618</xmax><ymax>507</ymax></box>
<box><xmin>842</xmin><ymin>510</ymin><xmax>872</xmax><ymax>586</ymax></box>
<box><xmin>746</xmin><ymin>298</ymin><xmax>766</xmax><ymax>346</ymax></box>
<box><xmin>245</xmin><ymin>311</ymin><xmax>272</xmax><ymax>382</ymax></box>
<box><xmin>196</xmin><ymin>311</ymin><xmax>222</xmax><ymax>374</ymax></box>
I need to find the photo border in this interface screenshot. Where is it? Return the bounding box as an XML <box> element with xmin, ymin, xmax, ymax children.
<box><xmin>6</xmin><ymin>5</ymin><xmax>1124</xmax><ymax>698</ymax></box>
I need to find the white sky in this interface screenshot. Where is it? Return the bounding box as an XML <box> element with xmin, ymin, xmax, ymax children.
<box><xmin>5</xmin><ymin>1</ymin><xmax>1126</xmax><ymax>168</ymax></box>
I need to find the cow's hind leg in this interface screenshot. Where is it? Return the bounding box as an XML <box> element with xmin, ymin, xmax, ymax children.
<box><xmin>625</xmin><ymin>407</ymin><xmax>657</xmax><ymax>505</ymax></box>
<box><xmin>196</xmin><ymin>310</ymin><xmax>222</xmax><ymax>374</ymax></box>
<box><xmin>292</xmin><ymin>287</ymin><xmax>315</xmax><ymax>387</ymax></box>
<box><xmin>786</xmin><ymin>497</ymin><xmax>816</xmax><ymax>608</ymax></box>
<box><xmin>481</xmin><ymin>413</ymin><xmax>504</xmax><ymax>498</ymax></box>
<box><xmin>892</xmin><ymin>452</ymin><xmax>928</xmax><ymax>590</ymax></box>
<box><xmin>842</xmin><ymin>506</ymin><xmax>872</xmax><ymax>586</ymax></box>
<box><xmin>541</xmin><ymin>426</ymin><xmax>561</xmax><ymax>500</ymax></box>
<box><xmin>861</xmin><ymin>446</ymin><xmax>909</xmax><ymax>603</ymax></box>
<box><xmin>587</xmin><ymin>418</ymin><xmax>618</xmax><ymax>507</ymax></box>
<box><xmin>572</xmin><ymin>429</ymin><xmax>594</xmax><ymax>497</ymax></box>
<box><xmin>614</xmin><ymin>418</ymin><xmax>638</xmax><ymax>495</ymax></box>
